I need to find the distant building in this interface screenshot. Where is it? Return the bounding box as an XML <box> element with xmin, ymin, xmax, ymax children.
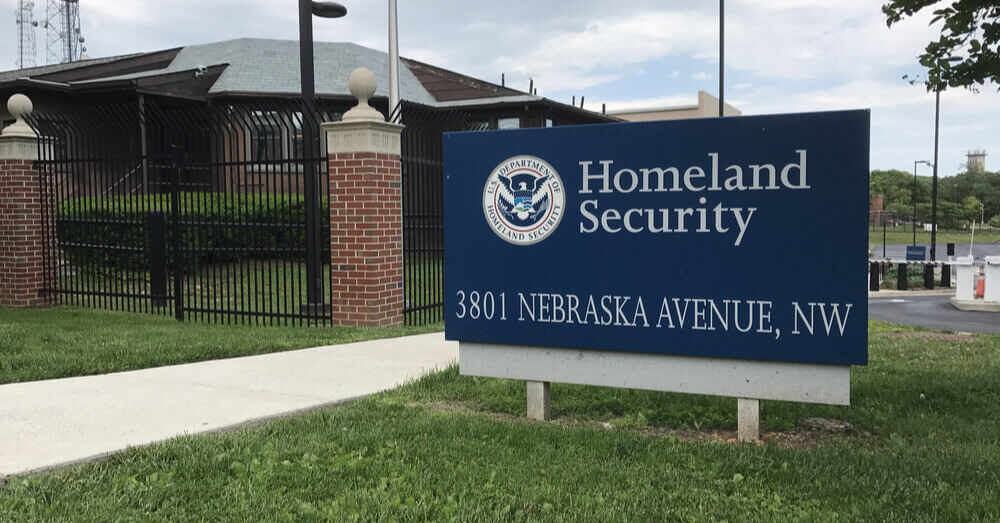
<box><xmin>0</xmin><ymin>38</ymin><xmax>618</xmax><ymax>129</ymax></box>
<box><xmin>608</xmin><ymin>91</ymin><xmax>741</xmax><ymax>122</ymax></box>
<box><xmin>869</xmin><ymin>195</ymin><xmax>897</xmax><ymax>227</ymax></box>
<box><xmin>967</xmin><ymin>149</ymin><xmax>987</xmax><ymax>172</ymax></box>
<box><xmin>0</xmin><ymin>38</ymin><xmax>618</xmax><ymax>196</ymax></box>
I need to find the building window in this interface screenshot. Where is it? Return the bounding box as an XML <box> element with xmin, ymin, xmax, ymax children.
<box><xmin>33</xmin><ymin>118</ymin><xmax>69</xmax><ymax>161</ymax></box>
<box><xmin>248</xmin><ymin>110</ymin><xmax>340</xmax><ymax>165</ymax></box>
<box><xmin>545</xmin><ymin>118</ymin><xmax>554</xmax><ymax>128</ymax></box>
<box><xmin>250</xmin><ymin>111</ymin><xmax>283</xmax><ymax>163</ymax></box>
<box><xmin>292</xmin><ymin>111</ymin><xmax>305</xmax><ymax>160</ymax></box>
<box><xmin>498</xmin><ymin>117</ymin><xmax>520</xmax><ymax>130</ymax></box>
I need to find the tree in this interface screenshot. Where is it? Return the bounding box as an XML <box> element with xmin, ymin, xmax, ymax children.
<box><xmin>961</xmin><ymin>195</ymin><xmax>985</xmax><ymax>221</ymax></box>
<box><xmin>939</xmin><ymin>169</ymin><xmax>1000</xmax><ymax>217</ymax></box>
<box><xmin>870</xmin><ymin>169</ymin><xmax>931</xmax><ymax>216</ymax></box>
<box><xmin>918</xmin><ymin>200</ymin><xmax>965</xmax><ymax>227</ymax></box>
<box><xmin>883</xmin><ymin>1</ymin><xmax>1000</xmax><ymax>91</ymax></box>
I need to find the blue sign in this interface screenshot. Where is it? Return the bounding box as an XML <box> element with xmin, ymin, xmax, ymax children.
<box><xmin>906</xmin><ymin>245</ymin><xmax>927</xmax><ymax>262</ymax></box>
<box><xmin>444</xmin><ymin>111</ymin><xmax>869</xmax><ymax>366</ymax></box>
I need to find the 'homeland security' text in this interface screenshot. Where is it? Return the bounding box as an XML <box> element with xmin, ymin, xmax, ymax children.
<box><xmin>578</xmin><ymin>150</ymin><xmax>810</xmax><ymax>246</ymax></box>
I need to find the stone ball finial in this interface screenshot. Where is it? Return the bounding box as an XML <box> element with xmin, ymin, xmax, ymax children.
<box><xmin>2</xmin><ymin>94</ymin><xmax>37</xmax><ymax>138</ymax></box>
<box><xmin>348</xmin><ymin>68</ymin><xmax>377</xmax><ymax>103</ymax></box>
<box><xmin>342</xmin><ymin>68</ymin><xmax>385</xmax><ymax>122</ymax></box>
<box><xmin>8</xmin><ymin>94</ymin><xmax>33</xmax><ymax>119</ymax></box>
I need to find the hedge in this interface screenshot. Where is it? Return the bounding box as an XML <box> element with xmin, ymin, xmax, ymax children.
<box><xmin>56</xmin><ymin>193</ymin><xmax>329</xmax><ymax>273</ymax></box>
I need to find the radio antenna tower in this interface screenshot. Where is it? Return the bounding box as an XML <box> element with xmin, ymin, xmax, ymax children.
<box><xmin>15</xmin><ymin>1</ymin><xmax>40</xmax><ymax>69</ymax></box>
<box><xmin>44</xmin><ymin>0</ymin><xmax>86</xmax><ymax>64</ymax></box>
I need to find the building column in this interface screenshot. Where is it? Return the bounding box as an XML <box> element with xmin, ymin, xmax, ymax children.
<box><xmin>322</xmin><ymin>68</ymin><xmax>405</xmax><ymax>326</ymax></box>
<box><xmin>0</xmin><ymin>94</ymin><xmax>54</xmax><ymax>308</ymax></box>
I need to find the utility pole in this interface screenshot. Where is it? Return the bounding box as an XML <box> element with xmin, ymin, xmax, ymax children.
<box><xmin>913</xmin><ymin>160</ymin><xmax>919</xmax><ymax>246</ymax></box>
<box><xmin>913</xmin><ymin>159</ymin><xmax>931</xmax><ymax>246</ymax></box>
<box><xmin>930</xmin><ymin>89</ymin><xmax>940</xmax><ymax>260</ymax></box>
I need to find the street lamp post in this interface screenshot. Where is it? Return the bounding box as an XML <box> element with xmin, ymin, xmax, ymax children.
<box><xmin>930</xmin><ymin>88</ymin><xmax>941</xmax><ymax>260</ymax></box>
<box><xmin>299</xmin><ymin>0</ymin><xmax>347</xmax><ymax>316</ymax></box>
<box><xmin>912</xmin><ymin>160</ymin><xmax>932</xmax><ymax>246</ymax></box>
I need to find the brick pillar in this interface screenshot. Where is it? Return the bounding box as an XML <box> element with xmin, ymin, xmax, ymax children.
<box><xmin>322</xmin><ymin>68</ymin><xmax>405</xmax><ymax>326</ymax></box>
<box><xmin>0</xmin><ymin>94</ymin><xmax>54</xmax><ymax>308</ymax></box>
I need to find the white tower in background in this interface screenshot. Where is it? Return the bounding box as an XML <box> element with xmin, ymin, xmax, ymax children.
<box><xmin>15</xmin><ymin>1</ymin><xmax>39</xmax><ymax>69</ymax></box>
<box><xmin>44</xmin><ymin>0</ymin><xmax>86</xmax><ymax>64</ymax></box>
<box><xmin>967</xmin><ymin>148</ymin><xmax>987</xmax><ymax>173</ymax></box>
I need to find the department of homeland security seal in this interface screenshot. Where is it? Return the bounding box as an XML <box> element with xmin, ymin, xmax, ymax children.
<box><xmin>483</xmin><ymin>155</ymin><xmax>565</xmax><ymax>246</ymax></box>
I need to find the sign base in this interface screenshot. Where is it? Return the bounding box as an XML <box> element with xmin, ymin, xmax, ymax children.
<box><xmin>460</xmin><ymin>343</ymin><xmax>850</xmax><ymax>406</ymax></box>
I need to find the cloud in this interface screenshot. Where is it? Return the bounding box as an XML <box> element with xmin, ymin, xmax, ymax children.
<box><xmin>692</xmin><ymin>72</ymin><xmax>710</xmax><ymax>81</ymax></box>
<box><xmin>1</xmin><ymin>0</ymin><xmax>997</xmax><ymax>172</ymax></box>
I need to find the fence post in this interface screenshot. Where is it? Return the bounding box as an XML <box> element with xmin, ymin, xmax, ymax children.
<box><xmin>322</xmin><ymin>68</ymin><xmax>405</xmax><ymax>326</ymax></box>
<box><xmin>0</xmin><ymin>94</ymin><xmax>55</xmax><ymax>308</ymax></box>
<box><xmin>170</xmin><ymin>145</ymin><xmax>184</xmax><ymax>321</ymax></box>
<box><xmin>148</xmin><ymin>211</ymin><xmax>168</xmax><ymax>308</ymax></box>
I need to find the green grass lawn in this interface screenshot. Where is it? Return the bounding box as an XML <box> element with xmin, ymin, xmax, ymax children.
<box><xmin>1</xmin><ymin>318</ymin><xmax>999</xmax><ymax>519</ymax></box>
<box><xmin>0</xmin><ymin>307</ymin><xmax>441</xmax><ymax>385</ymax></box>
<box><xmin>868</xmin><ymin>225</ymin><xmax>998</xmax><ymax>248</ymax></box>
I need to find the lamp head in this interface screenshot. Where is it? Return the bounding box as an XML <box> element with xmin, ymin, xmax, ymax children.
<box><xmin>312</xmin><ymin>1</ymin><xmax>347</xmax><ymax>18</ymax></box>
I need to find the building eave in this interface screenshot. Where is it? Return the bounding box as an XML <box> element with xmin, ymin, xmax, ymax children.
<box><xmin>435</xmin><ymin>95</ymin><xmax>622</xmax><ymax>123</ymax></box>
<box><xmin>608</xmin><ymin>103</ymin><xmax>700</xmax><ymax>115</ymax></box>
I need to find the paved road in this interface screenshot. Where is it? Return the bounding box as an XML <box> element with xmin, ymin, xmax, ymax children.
<box><xmin>872</xmin><ymin>242</ymin><xmax>1000</xmax><ymax>262</ymax></box>
<box><xmin>0</xmin><ymin>333</ymin><xmax>457</xmax><ymax>476</ymax></box>
<box><xmin>870</xmin><ymin>295</ymin><xmax>1000</xmax><ymax>333</ymax></box>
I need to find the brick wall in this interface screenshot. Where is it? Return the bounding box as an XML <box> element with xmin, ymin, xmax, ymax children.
<box><xmin>869</xmin><ymin>194</ymin><xmax>885</xmax><ymax>226</ymax></box>
<box><xmin>327</xmin><ymin>151</ymin><xmax>403</xmax><ymax>326</ymax></box>
<box><xmin>0</xmin><ymin>158</ymin><xmax>54</xmax><ymax>308</ymax></box>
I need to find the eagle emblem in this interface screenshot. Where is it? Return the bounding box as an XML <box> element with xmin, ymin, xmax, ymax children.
<box><xmin>495</xmin><ymin>172</ymin><xmax>551</xmax><ymax>226</ymax></box>
<box><xmin>482</xmin><ymin>155</ymin><xmax>565</xmax><ymax>246</ymax></box>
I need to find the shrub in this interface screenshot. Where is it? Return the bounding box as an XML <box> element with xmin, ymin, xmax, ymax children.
<box><xmin>56</xmin><ymin>193</ymin><xmax>329</xmax><ymax>273</ymax></box>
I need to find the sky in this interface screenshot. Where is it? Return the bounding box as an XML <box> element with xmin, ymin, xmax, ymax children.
<box><xmin>3</xmin><ymin>0</ymin><xmax>998</xmax><ymax>174</ymax></box>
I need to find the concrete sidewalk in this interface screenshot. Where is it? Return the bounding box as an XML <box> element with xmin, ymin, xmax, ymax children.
<box><xmin>0</xmin><ymin>332</ymin><xmax>456</xmax><ymax>476</ymax></box>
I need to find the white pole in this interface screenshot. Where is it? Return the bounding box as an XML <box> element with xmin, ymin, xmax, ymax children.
<box><xmin>970</xmin><ymin>220</ymin><xmax>976</xmax><ymax>257</ymax></box>
<box><xmin>388</xmin><ymin>0</ymin><xmax>401</xmax><ymax>123</ymax></box>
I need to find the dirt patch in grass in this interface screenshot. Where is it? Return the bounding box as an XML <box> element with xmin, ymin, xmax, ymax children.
<box><xmin>415</xmin><ymin>401</ymin><xmax>866</xmax><ymax>449</ymax></box>
<box><xmin>882</xmin><ymin>332</ymin><xmax>976</xmax><ymax>342</ymax></box>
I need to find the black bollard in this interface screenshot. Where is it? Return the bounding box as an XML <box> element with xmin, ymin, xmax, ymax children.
<box><xmin>942</xmin><ymin>243</ymin><xmax>955</xmax><ymax>287</ymax></box>
<box><xmin>897</xmin><ymin>263</ymin><xmax>908</xmax><ymax>290</ymax></box>
<box><xmin>870</xmin><ymin>262</ymin><xmax>880</xmax><ymax>292</ymax></box>
<box><xmin>924</xmin><ymin>264</ymin><xmax>934</xmax><ymax>289</ymax></box>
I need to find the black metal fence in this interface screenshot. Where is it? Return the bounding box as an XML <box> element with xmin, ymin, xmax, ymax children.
<box><xmin>27</xmin><ymin>97</ymin><xmax>341</xmax><ymax>325</ymax></box>
<box><xmin>397</xmin><ymin>102</ymin><xmax>486</xmax><ymax>326</ymax></box>
<box><xmin>26</xmin><ymin>97</ymin><xmax>483</xmax><ymax>327</ymax></box>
